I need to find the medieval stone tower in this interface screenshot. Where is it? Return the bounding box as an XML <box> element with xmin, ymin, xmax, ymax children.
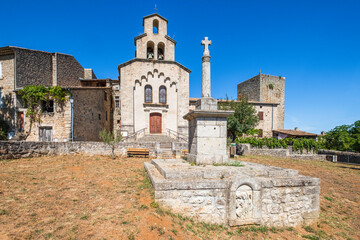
<box><xmin>117</xmin><ymin>13</ymin><xmax>191</xmax><ymax>137</ymax></box>
<box><xmin>237</xmin><ymin>73</ymin><xmax>285</xmax><ymax>135</ymax></box>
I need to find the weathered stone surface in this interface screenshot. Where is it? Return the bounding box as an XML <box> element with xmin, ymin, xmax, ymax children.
<box><xmin>0</xmin><ymin>141</ymin><xmax>187</xmax><ymax>160</ymax></box>
<box><xmin>145</xmin><ymin>158</ymin><xmax>320</xmax><ymax>227</ymax></box>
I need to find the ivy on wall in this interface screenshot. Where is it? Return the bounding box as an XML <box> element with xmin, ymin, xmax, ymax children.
<box><xmin>17</xmin><ymin>85</ymin><xmax>69</xmax><ymax>140</ymax></box>
<box><xmin>235</xmin><ymin>137</ymin><xmax>322</xmax><ymax>153</ymax></box>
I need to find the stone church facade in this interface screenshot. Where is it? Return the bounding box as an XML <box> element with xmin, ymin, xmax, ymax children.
<box><xmin>117</xmin><ymin>14</ymin><xmax>191</xmax><ymax>137</ymax></box>
<box><xmin>0</xmin><ymin>13</ymin><xmax>285</xmax><ymax>142</ymax></box>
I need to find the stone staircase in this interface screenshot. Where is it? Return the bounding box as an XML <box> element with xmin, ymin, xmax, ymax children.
<box><xmin>137</xmin><ymin>135</ymin><xmax>175</xmax><ymax>158</ymax></box>
<box><xmin>137</xmin><ymin>134</ymin><xmax>175</xmax><ymax>143</ymax></box>
<box><xmin>158</xmin><ymin>142</ymin><xmax>174</xmax><ymax>159</ymax></box>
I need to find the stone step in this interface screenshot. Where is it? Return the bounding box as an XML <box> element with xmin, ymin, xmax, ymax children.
<box><xmin>137</xmin><ymin>134</ymin><xmax>175</xmax><ymax>143</ymax></box>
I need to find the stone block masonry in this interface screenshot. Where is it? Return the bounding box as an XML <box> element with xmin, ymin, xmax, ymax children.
<box><xmin>0</xmin><ymin>141</ymin><xmax>187</xmax><ymax>160</ymax></box>
<box><xmin>145</xmin><ymin>159</ymin><xmax>320</xmax><ymax>227</ymax></box>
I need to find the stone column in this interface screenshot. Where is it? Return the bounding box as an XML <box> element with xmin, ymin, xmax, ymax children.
<box><xmin>201</xmin><ymin>37</ymin><xmax>211</xmax><ymax>98</ymax></box>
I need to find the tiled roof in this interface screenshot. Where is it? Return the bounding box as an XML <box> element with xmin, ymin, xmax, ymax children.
<box><xmin>272</xmin><ymin>129</ymin><xmax>318</xmax><ymax>137</ymax></box>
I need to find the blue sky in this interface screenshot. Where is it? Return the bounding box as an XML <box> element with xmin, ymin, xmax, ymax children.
<box><xmin>1</xmin><ymin>0</ymin><xmax>359</xmax><ymax>133</ymax></box>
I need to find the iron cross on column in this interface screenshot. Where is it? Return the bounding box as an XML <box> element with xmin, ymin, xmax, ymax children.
<box><xmin>201</xmin><ymin>37</ymin><xmax>212</xmax><ymax>56</ymax></box>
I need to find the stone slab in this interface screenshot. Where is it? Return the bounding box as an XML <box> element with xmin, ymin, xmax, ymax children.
<box><xmin>145</xmin><ymin>158</ymin><xmax>320</xmax><ymax>227</ymax></box>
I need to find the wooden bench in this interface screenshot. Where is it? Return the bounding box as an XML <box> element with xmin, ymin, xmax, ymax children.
<box><xmin>181</xmin><ymin>149</ymin><xmax>188</xmax><ymax>156</ymax></box>
<box><xmin>127</xmin><ymin>148</ymin><xmax>149</xmax><ymax>158</ymax></box>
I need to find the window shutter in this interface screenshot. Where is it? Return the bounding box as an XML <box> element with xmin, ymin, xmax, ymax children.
<box><xmin>258</xmin><ymin>111</ymin><xmax>264</xmax><ymax>120</ymax></box>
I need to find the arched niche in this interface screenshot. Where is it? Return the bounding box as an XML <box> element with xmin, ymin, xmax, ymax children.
<box><xmin>157</xmin><ymin>42</ymin><xmax>165</xmax><ymax>60</ymax></box>
<box><xmin>147</xmin><ymin>41</ymin><xmax>154</xmax><ymax>59</ymax></box>
<box><xmin>153</xmin><ymin>19</ymin><xmax>159</xmax><ymax>34</ymax></box>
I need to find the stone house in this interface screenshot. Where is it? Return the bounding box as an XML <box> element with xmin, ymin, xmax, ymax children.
<box><xmin>0</xmin><ymin>46</ymin><xmax>111</xmax><ymax>141</ymax></box>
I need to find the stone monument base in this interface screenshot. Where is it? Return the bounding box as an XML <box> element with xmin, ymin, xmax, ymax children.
<box><xmin>145</xmin><ymin>158</ymin><xmax>320</xmax><ymax>227</ymax></box>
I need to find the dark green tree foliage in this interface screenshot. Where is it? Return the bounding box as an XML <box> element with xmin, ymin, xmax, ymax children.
<box><xmin>322</xmin><ymin>120</ymin><xmax>360</xmax><ymax>152</ymax></box>
<box><xmin>17</xmin><ymin>85</ymin><xmax>69</xmax><ymax>140</ymax></box>
<box><xmin>219</xmin><ymin>97</ymin><xmax>259</xmax><ymax>140</ymax></box>
<box><xmin>0</xmin><ymin>118</ymin><xmax>9</xmax><ymax>140</ymax></box>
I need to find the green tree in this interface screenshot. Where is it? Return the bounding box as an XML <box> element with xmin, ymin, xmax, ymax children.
<box><xmin>219</xmin><ymin>97</ymin><xmax>259</xmax><ymax>141</ymax></box>
<box><xmin>322</xmin><ymin>120</ymin><xmax>360</xmax><ymax>152</ymax></box>
<box><xmin>349</xmin><ymin>120</ymin><xmax>360</xmax><ymax>152</ymax></box>
<box><xmin>99</xmin><ymin>129</ymin><xmax>122</xmax><ymax>159</ymax></box>
<box><xmin>0</xmin><ymin>118</ymin><xmax>9</xmax><ymax>140</ymax></box>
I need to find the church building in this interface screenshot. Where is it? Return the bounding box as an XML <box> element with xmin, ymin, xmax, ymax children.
<box><xmin>117</xmin><ymin>14</ymin><xmax>191</xmax><ymax>138</ymax></box>
<box><xmin>0</xmin><ymin>13</ymin><xmax>288</xmax><ymax>142</ymax></box>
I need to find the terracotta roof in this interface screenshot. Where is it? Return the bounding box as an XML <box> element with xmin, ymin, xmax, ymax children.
<box><xmin>189</xmin><ymin>97</ymin><xmax>199</xmax><ymax>101</ymax></box>
<box><xmin>272</xmin><ymin>129</ymin><xmax>318</xmax><ymax>137</ymax></box>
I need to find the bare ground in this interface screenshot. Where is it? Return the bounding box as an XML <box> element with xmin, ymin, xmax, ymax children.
<box><xmin>0</xmin><ymin>154</ymin><xmax>359</xmax><ymax>240</ymax></box>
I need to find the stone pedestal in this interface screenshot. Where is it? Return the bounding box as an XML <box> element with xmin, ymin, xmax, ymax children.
<box><xmin>183</xmin><ymin>106</ymin><xmax>233</xmax><ymax>165</ymax></box>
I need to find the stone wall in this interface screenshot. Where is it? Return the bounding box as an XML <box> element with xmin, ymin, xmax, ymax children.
<box><xmin>318</xmin><ymin>149</ymin><xmax>360</xmax><ymax>164</ymax></box>
<box><xmin>259</xmin><ymin>74</ymin><xmax>285</xmax><ymax>129</ymax></box>
<box><xmin>72</xmin><ymin>88</ymin><xmax>112</xmax><ymax>141</ymax></box>
<box><xmin>146</xmin><ymin>159</ymin><xmax>320</xmax><ymax>227</ymax></box>
<box><xmin>237</xmin><ymin>75</ymin><xmax>260</xmax><ymax>101</ymax></box>
<box><xmin>0</xmin><ymin>140</ymin><xmax>187</xmax><ymax>160</ymax></box>
<box><xmin>0</xmin><ymin>54</ymin><xmax>15</xmax><ymax>131</ymax></box>
<box><xmin>26</xmin><ymin>101</ymin><xmax>72</xmax><ymax>142</ymax></box>
<box><xmin>236</xmin><ymin>143</ymin><xmax>326</xmax><ymax>160</ymax></box>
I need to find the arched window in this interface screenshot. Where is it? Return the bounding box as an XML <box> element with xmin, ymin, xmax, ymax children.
<box><xmin>153</xmin><ymin>19</ymin><xmax>159</xmax><ymax>34</ymax></box>
<box><xmin>145</xmin><ymin>85</ymin><xmax>152</xmax><ymax>103</ymax></box>
<box><xmin>159</xmin><ymin>86</ymin><xmax>166</xmax><ymax>104</ymax></box>
<box><xmin>157</xmin><ymin>42</ymin><xmax>165</xmax><ymax>60</ymax></box>
<box><xmin>147</xmin><ymin>41</ymin><xmax>154</xmax><ymax>59</ymax></box>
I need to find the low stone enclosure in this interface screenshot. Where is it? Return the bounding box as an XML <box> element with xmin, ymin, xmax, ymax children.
<box><xmin>0</xmin><ymin>141</ymin><xmax>187</xmax><ymax>160</ymax></box>
<box><xmin>318</xmin><ymin>149</ymin><xmax>360</xmax><ymax>165</ymax></box>
<box><xmin>145</xmin><ymin>159</ymin><xmax>320</xmax><ymax>227</ymax></box>
<box><xmin>237</xmin><ymin>143</ymin><xmax>327</xmax><ymax>160</ymax></box>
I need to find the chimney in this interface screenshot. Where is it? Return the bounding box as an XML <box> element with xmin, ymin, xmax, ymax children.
<box><xmin>294</xmin><ymin>127</ymin><xmax>298</xmax><ymax>131</ymax></box>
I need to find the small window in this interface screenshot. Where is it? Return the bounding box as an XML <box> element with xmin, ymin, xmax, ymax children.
<box><xmin>115</xmin><ymin>96</ymin><xmax>120</xmax><ymax>108</ymax></box>
<box><xmin>104</xmin><ymin>91</ymin><xmax>107</xmax><ymax>101</ymax></box>
<box><xmin>0</xmin><ymin>62</ymin><xmax>2</xmax><ymax>78</ymax></box>
<box><xmin>98</xmin><ymin>114</ymin><xmax>101</xmax><ymax>120</ymax></box>
<box><xmin>117</xmin><ymin>120</ymin><xmax>120</xmax><ymax>124</ymax></box>
<box><xmin>159</xmin><ymin>86</ymin><xmax>166</xmax><ymax>104</ymax></box>
<box><xmin>258</xmin><ymin>111</ymin><xmax>264</xmax><ymax>120</ymax></box>
<box><xmin>106</xmin><ymin>111</ymin><xmax>108</xmax><ymax>121</ymax></box>
<box><xmin>42</xmin><ymin>100</ymin><xmax>54</xmax><ymax>113</ymax></box>
<box><xmin>145</xmin><ymin>85</ymin><xmax>152</xmax><ymax>103</ymax></box>
<box><xmin>153</xmin><ymin>19</ymin><xmax>159</xmax><ymax>34</ymax></box>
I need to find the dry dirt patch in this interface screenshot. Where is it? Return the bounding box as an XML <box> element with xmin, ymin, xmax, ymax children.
<box><xmin>0</xmin><ymin>154</ymin><xmax>359</xmax><ymax>240</ymax></box>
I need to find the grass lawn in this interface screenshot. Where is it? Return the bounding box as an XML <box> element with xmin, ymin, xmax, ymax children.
<box><xmin>0</xmin><ymin>154</ymin><xmax>359</xmax><ymax>240</ymax></box>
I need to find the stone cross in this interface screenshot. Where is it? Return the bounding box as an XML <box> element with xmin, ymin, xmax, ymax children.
<box><xmin>201</xmin><ymin>37</ymin><xmax>212</xmax><ymax>97</ymax></box>
<box><xmin>201</xmin><ymin>37</ymin><xmax>212</xmax><ymax>56</ymax></box>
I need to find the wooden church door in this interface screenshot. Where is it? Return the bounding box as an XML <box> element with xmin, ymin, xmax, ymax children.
<box><xmin>150</xmin><ymin>113</ymin><xmax>162</xmax><ymax>134</ymax></box>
